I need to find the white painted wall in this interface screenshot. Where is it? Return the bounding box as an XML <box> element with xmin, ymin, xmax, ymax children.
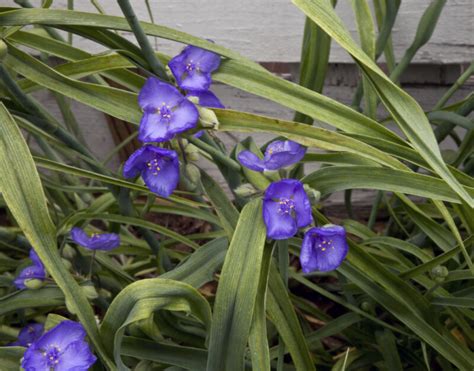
<box><xmin>3</xmin><ymin>0</ymin><xmax>473</xmax><ymax>63</ymax></box>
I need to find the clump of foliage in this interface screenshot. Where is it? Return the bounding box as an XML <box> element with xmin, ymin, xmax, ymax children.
<box><xmin>0</xmin><ymin>0</ymin><xmax>473</xmax><ymax>370</ymax></box>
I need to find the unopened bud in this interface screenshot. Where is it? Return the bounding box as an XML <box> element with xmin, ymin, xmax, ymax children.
<box><xmin>61</xmin><ymin>258</ymin><xmax>72</xmax><ymax>271</ymax></box>
<box><xmin>431</xmin><ymin>266</ymin><xmax>449</xmax><ymax>283</ymax></box>
<box><xmin>197</xmin><ymin>106</ymin><xmax>219</xmax><ymax>129</ymax></box>
<box><xmin>234</xmin><ymin>183</ymin><xmax>258</xmax><ymax>198</ymax></box>
<box><xmin>185</xmin><ymin>163</ymin><xmax>201</xmax><ymax>186</ymax></box>
<box><xmin>24</xmin><ymin>278</ymin><xmax>44</xmax><ymax>290</ymax></box>
<box><xmin>0</xmin><ymin>40</ymin><xmax>7</xmax><ymax>61</ymax></box>
<box><xmin>185</xmin><ymin>143</ymin><xmax>200</xmax><ymax>162</ymax></box>
<box><xmin>62</xmin><ymin>245</ymin><xmax>76</xmax><ymax>259</ymax></box>
<box><xmin>303</xmin><ymin>184</ymin><xmax>321</xmax><ymax>205</ymax></box>
<box><xmin>81</xmin><ymin>284</ymin><xmax>99</xmax><ymax>300</ymax></box>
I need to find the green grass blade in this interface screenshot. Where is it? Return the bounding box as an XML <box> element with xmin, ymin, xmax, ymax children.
<box><xmin>207</xmin><ymin>199</ymin><xmax>267</xmax><ymax>370</ymax></box>
<box><xmin>0</xmin><ymin>103</ymin><xmax>114</xmax><ymax>368</ymax></box>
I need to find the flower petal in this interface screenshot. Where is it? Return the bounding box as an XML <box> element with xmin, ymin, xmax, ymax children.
<box><xmin>183</xmin><ymin>46</ymin><xmax>221</xmax><ymax>72</ymax></box>
<box><xmin>186</xmin><ymin>90</ymin><xmax>224</xmax><ymax>108</ymax></box>
<box><xmin>263</xmin><ymin>199</ymin><xmax>297</xmax><ymax>239</ymax></box>
<box><xmin>237</xmin><ymin>150</ymin><xmax>266</xmax><ymax>171</ymax></box>
<box><xmin>168</xmin><ymin>99</ymin><xmax>199</xmax><ymax>135</ymax></box>
<box><xmin>34</xmin><ymin>321</ymin><xmax>86</xmax><ymax>351</ymax></box>
<box><xmin>292</xmin><ymin>182</ymin><xmax>313</xmax><ymax>228</ymax></box>
<box><xmin>16</xmin><ymin>323</ymin><xmax>44</xmax><ymax>347</ymax></box>
<box><xmin>56</xmin><ymin>340</ymin><xmax>97</xmax><ymax>371</ymax></box>
<box><xmin>300</xmin><ymin>226</ymin><xmax>348</xmax><ymax>272</ymax></box>
<box><xmin>264</xmin><ymin>179</ymin><xmax>301</xmax><ymax>200</ymax></box>
<box><xmin>70</xmin><ymin>227</ymin><xmax>91</xmax><ymax>247</ymax></box>
<box><xmin>138</xmin><ymin>111</ymin><xmax>173</xmax><ymax>143</ymax></box>
<box><xmin>138</xmin><ymin>78</ymin><xmax>182</xmax><ymax>111</ymax></box>
<box><xmin>22</xmin><ymin>344</ymin><xmax>49</xmax><ymax>370</ymax></box>
<box><xmin>29</xmin><ymin>249</ymin><xmax>43</xmax><ymax>268</ymax></box>
<box><xmin>142</xmin><ymin>151</ymin><xmax>179</xmax><ymax>197</ymax></box>
<box><xmin>123</xmin><ymin>146</ymin><xmax>152</xmax><ymax>178</ymax></box>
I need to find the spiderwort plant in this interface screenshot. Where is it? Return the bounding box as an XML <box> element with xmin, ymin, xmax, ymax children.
<box><xmin>300</xmin><ymin>225</ymin><xmax>349</xmax><ymax>272</ymax></box>
<box><xmin>138</xmin><ymin>78</ymin><xmax>199</xmax><ymax>143</ymax></box>
<box><xmin>238</xmin><ymin>140</ymin><xmax>306</xmax><ymax>171</ymax></box>
<box><xmin>263</xmin><ymin>179</ymin><xmax>312</xmax><ymax>239</ymax></box>
<box><xmin>123</xmin><ymin>145</ymin><xmax>180</xmax><ymax>197</ymax></box>
<box><xmin>22</xmin><ymin>320</ymin><xmax>96</xmax><ymax>370</ymax></box>
<box><xmin>169</xmin><ymin>45</ymin><xmax>221</xmax><ymax>91</ymax></box>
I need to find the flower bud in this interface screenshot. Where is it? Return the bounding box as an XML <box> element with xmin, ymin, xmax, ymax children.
<box><xmin>197</xmin><ymin>106</ymin><xmax>219</xmax><ymax>129</ymax></box>
<box><xmin>234</xmin><ymin>183</ymin><xmax>258</xmax><ymax>198</ymax></box>
<box><xmin>185</xmin><ymin>163</ymin><xmax>201</xmax><ymax>186</ymax></box>
<box><xmin>81</xmin><ymin>284</ymin><xmax>99</xmax><ymax>300</ymax></box>
<box><xmin>24</xmin><ymin>278</ymin><xmax>45</xmax><ymax>290</ymax></box>
<box><xmin>0</xmin><ymin>40</ymin><xmax>8</xmax><ymax>61</ymax></box>
<box><xmin>61</xmin><ymin>258</ymin><xmax>72</xmax><ymax>271</ymax></box>
<box><xmin>62</xmin><ymin>245</ymin><xmax>76</xmax><ymax>259</ymax></box>
<box><xmin>431</xmin><ymin>266</ymin><xmax>449</xmax><ymax>283</ymax></box>
<box><xmin>303</xmin><ymin>184</ymin><xmax>321</xmax><ymax>205</ymax></box>
<box><xmin>185</xmin><ymin>143</ymin><xmax>200</xmax><ymax>162</ymax></box>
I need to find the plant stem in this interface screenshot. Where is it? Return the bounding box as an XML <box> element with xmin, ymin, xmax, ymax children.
<box><xmin>117</xmin><ymin>0</ymin><xmax>168</xmax><ymax>81</ymax></box>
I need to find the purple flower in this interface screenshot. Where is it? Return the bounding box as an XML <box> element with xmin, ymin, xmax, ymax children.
<box><xmin>11</xmin><ymin>323</ymin><xmax>44</xmax><ymax>347</ymax></box>
<box><xmin>300</xmin><ymin>225</ymin><xmax>349</xmax><ymax>272</ymax></box>
<box><xmin>169</xmin><ymin>45</ymin><xmax>221</xmax><ymax>91</ymax></box>
<box><xmin>22</xmin><ymin>320</ymin><xmax>96</xmax><ymax>371</ymax></box>
<box><xmin>123</xmin><ymin>145</ymin><xmax>179</xmax><ymax>197</ymax></box>
<box><xmin>263</xmin><ymin>179</ymin><xmax>312</xmax><ymax>240</ymax></box>
<box><xmin>71</xmin><ymin>227</ymin><xmax>120</xmax><ymax>251</ymax></box>
<box><xmin>138</xmin><ymin>78</ymin><xmax>199</xmax><ymax>142</ymax></box>
<box><xmin>187</xmin><ymin>90</ymin><xmax>224</xmax><ymax>109</ymax></box>
<box><xmin>14</xmin><ymin>249</ymin><xmax>46</xmax><ymax>289</ymax></box>
<box><xmin>238</xmin><ymin>140</ymin><xmax>306</xmax><ymax>172</ymax></box>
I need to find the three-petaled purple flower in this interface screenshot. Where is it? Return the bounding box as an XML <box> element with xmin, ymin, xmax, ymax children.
<box><xmin>14</xmin><ymin>249</ymin><xmax>46</xmax><ymax>289</ymax></box>
<box><xmin>11</xmin><ymin>323</ymin><xmax>44</xmax><ymax>347</ymax></box>
<box><xmin>123</xmin><ymin>145</ymin><xmax>179</xmax><ymax>197</ymax></box>
<box><xmin>238</xmin><ymin>140</ymin><xmax>306</xmax><ymax>172</ymax></box>
<box><xmin>300</xmin><ymin>225</ymin><xmax>349</xmax><ymax>272</ymax></box>
<box><xmin>138</xmin><ymin>78</ymin><xmax>198</xmax><ymax>143</ymax></box>
<box><xmin>71</xmin><ymin>227</ymin><xmax>120</xmax><ymax>251</ymax></box>
<box><xmin>169</xmin><ymin>45</ymin><xmax>221</xmax><ymax>91</ymax></box>
<box><xmin>22</xmin><ymin>320</ymin><xmax>96</xmax><ymax>370</ymax></box>
<box><xmin>263</xmin><ymin>179</ymin><xmax>312</xmax><ymax>240</ymax></box>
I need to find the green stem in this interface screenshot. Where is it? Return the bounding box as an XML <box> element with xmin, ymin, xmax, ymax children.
<box><xmin>434</xmin><ymin>61</ymin><xmax>474</xmax><ymax>110</ymax></box>
<box><xmin>187</xmin><ymin>136</ymin><xmax>241</xmax><ymax>172</ymax></box>
<box><xmin>117</xmin><ymin>0</ymin><xmax>168</xmax><ymax>80</ymax></box>
<box><xmin>367</xmin><ymin>190</ymin><xmax>384</xmax><ymax>230</ymax></box>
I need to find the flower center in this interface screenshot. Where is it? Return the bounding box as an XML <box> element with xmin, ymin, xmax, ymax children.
<box><xmin>146</xmin><ymin>158</ymin><xmax>161</xmax><ymax>176</ymax></box>
<box><xmin>158</xmin><ymin>103</ymin><xmax>172</xmax><ymax>122</ymax></box>
<box><xmin>44</xmin><ymin>346</ymin><xmax>61</xmax><ymax>368</ymax></box>
<box><xmin>278</xmin><ymin>198</ymin><xmax>295</xmax><ymax>215</ymax></box>
<box><xmin>317</xmin><ymin>239</ymin><xmax>334</xmax><ymax>252</ymax></box>
<box><xmin>185</xmin><ymin>59</ymin><xmax>199</xmax><ymax>74</ymax></box>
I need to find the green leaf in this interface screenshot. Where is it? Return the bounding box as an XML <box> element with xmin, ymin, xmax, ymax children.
<box><xmin>100</xmin><ymin>278</ymin><xmax>212</xmax><ymax>369</ymax></box>
<box><xmin>0</xmin><ymin>103</ymin><xmax>113</xmax><ymax>368</ymax></box>
<box><xmin>0</xmin><ymin>347</ymin><xmax>25</xmax><ymax>371</ymax></box>
<box><xmin>207</xmin><ymin>199</ymin><xmax>267</xmax><ymax>371</ymax></box>
<box><xmin>267</xmin><ymin>264</ymin><xmax>315</xmax><ymax>370</ymax></box>
<box><xmin>216</xmin><ymin>110</ymin><xmax>407</xmax><ymax>170</ymax></box>
<box><xmin>303</xmin><ymin>166</ymin><xmax>473</xmax><ymax>203</ymax></box>
<box><xmin>292</xmin><ymin>0</ymin><xmax>473</xmax><ymax>207</ymax></box>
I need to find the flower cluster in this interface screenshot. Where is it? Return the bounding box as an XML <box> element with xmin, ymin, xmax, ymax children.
<box><xmin>239</xmin><ymin>141</ymin><xmax>348</xmax><ymax>272</ymax></box>
<box><xmin>124</xmin><ymin>45</ymin><xmax>223</xmax><ymax>198</ymax></box>
<box><xmin>21</xmin><ymin>320</ymin><xmax>96</xmax><ymax>370</ymax></box>
<box><xmin>14</xmin><ymin>249</ymin><xmax>46</xmax><ymax>290</ymax></box>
